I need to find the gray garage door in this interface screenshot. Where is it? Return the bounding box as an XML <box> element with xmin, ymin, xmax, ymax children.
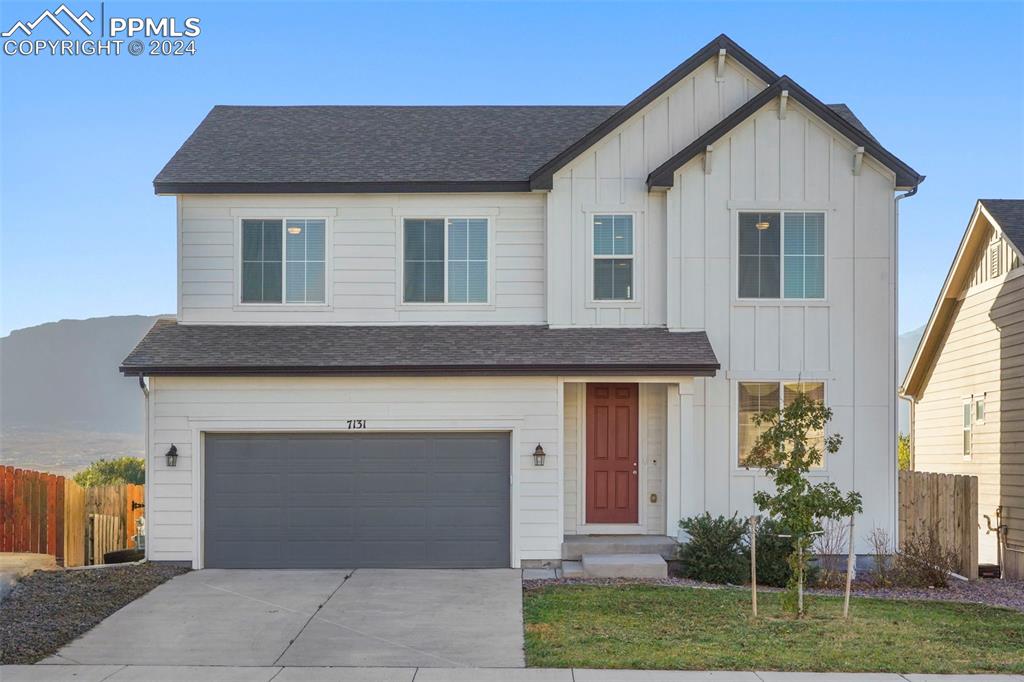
<box><xmin>203</xmin><ymin>432</ymin><xmax>510</xmax><ymax>568</ymax></box>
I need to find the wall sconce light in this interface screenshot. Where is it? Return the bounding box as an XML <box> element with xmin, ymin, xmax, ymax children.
<box><xmin>533</xmin><ymin>444</ymin><xmax>546</xmax><ymax>467</ymax></box>
<box><xmin>165</xmin><ymin>444</ymin><xmax>179</xmax><ymax>468</ymax></box>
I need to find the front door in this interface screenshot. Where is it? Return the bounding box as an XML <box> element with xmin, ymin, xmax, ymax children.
<box><xmin>586</xmin><ymin>383</ymin><xmax>639</xmax><ymax>524</ymax></box>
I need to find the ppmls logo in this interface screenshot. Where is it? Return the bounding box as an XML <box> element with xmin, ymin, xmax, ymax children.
<box><xmin>3</xmin><ymin>3</ymin><xmax>201</xmax><ymax>57</ymax></box>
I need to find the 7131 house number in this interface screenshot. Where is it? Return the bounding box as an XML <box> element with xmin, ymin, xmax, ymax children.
<box><xmin>347</xmin><ymin>420</ymin><xmax>367</xmax><ymax>429</ymax></box>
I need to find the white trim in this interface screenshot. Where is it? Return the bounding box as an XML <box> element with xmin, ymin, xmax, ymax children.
<box><xmin>586</xmin><ymin>211</ymin><xmax>643</xmax><ymax>308</ymax></box>
<box><xmin>395</xmin><ymin>216</ymin><xmax>496</xmax><ymax>309</ymax></box>
<box><xmin>189</xmin><ymin>417</ymin><xmax>523</xmax><ymax>570</ymax></box>
<box><xmin>733</xmin><ymin>209</ymin><xmax>830</xmax><ymax>304</ymax></box>
<box><xmin>233</xmin><ymin>216</ymin><xmax>333</xmax><ymax>310</ymax></box>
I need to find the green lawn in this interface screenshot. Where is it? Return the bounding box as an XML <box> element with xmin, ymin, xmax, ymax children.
<box><xmin>523</xmin><ymin>583</ymin><xmax>1024</xmax><ymax>673</ymax></box>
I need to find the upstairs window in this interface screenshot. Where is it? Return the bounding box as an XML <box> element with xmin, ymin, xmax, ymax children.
<box><xmin>241</xmin><ymin>218</ymin><xmax>327</xmax><ymax>304</ymax></box>
<box><xmin>403</xmin><ymin>218</ymin><xmax>489</xmax><ymax>303</ymax></box>
<box><xmin>739</xmin><ymin>211</ymin><xmax>825</xmax><ymax>299</ymax></box>
<box><xmin>962</xmin><ymin>399</ymin><xmax>972</xmax><ymax>458</ymax></box>
<box><xmin>593</xmin><ymin>214</ymin><xmax>634</xmax><ymax>301</ymax></box>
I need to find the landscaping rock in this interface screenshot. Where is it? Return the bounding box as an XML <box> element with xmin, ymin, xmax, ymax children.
<box><xmin>0</xmin><ymin>561</ymin><xmax>189</xmax><ymax>664</ymax></box>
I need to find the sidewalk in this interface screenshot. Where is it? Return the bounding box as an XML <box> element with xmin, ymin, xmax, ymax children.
<box><xmin>1</xmin><ymin>666</ymin><xmax>1021</xmax><ymax>681</ymax></box>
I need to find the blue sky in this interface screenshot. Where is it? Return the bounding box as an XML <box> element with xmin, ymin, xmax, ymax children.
<box><xmin>1</xmin><ymin>1</ymin><xmax>1021</xmax><ymax>336</ymax></box>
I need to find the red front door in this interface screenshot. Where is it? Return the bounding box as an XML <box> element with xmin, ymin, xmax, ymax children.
<box><xmin>586</xmin><ymin>383</ymin><xmax>639</xmax><ymax>524</ymax></box>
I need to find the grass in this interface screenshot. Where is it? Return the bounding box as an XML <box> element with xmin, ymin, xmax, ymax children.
<box><xmin>523</xmin><ymin>583</ymin><xmax>1024</xmax><ymax>673</ymax></box>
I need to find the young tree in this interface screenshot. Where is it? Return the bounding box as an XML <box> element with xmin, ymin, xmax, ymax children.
<box><xmin>73</xmin><ymin>456</ymin><xmax>145</xmax><ymax>487</ymax></box>
<box><xmin>745</xmin><ymin>391</ymin><xmax>862</xmax><ymax>617</ymax></box>
<box><xmin>897</xmin><ymin>433</ymin><xmax>911</xmax><ymax>471</ymax></box>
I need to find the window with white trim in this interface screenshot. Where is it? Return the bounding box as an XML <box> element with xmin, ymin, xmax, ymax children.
<box><xmin>738</xmin><ymin>380</ymin><xmax>826</xmax><ymax>467</ymax></box>
<box><xmin>739</xmin><ymin>211</ymin><xmax>825</xmax><ymax>299</ymax></box>
<box><xmin>962</xmin><ymin>399</ymin><xmax>973</xmax><ymax>458</ymax></box>
<box><xmin>241</xmin><ymin>218</ymin><xmax>326</xmax><ymax>304</ymax></box>
<box><xmin>403</xmin><ymin>218</ymin><xmax>488</xmax><ymax>303</ymax></box>
<box><xmin>593</xmin><ymin>214</ymin><xmax>634</xmax><ymax>301</ymax></box>
<box><xmin>975</xmin><ymin>394</ymin><xmax>986</xmax><ymax>424</ymax></box>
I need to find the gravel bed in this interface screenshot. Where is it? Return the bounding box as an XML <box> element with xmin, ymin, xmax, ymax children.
<box><xmin>523</xmin><ymin>576</ymin><xmax>1024</xmax><ymax>612</ymax></box>
<box><xmin>0</xmin><ymin>562</ymin><xmax>189</xmax><ymax>664</ymax></box>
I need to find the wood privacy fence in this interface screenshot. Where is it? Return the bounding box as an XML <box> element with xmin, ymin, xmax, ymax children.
<box><xmin>0</xmin><ymin>466</ymin><xmax>143</xmax><ymax>567</ymax></box>
<box><xmin>899</xmin><ymin>470</ymin><xmax>979</xmax><ymax>580</ymax></box>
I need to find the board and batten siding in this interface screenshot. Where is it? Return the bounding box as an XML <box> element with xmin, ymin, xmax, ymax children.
<box><xmin>913</xmin><ymin>261</ymin><xmax>1024</xmax><ymax>571</ymax></box>
<box><xmin>145</xmin><ymin>375</ymin><xmax>561</xmax><ymax>566</ymax></box>
<box><xmin>665</xmin><ymin>98</ymin><xmax>898</xmax><ymax>552</ymax></box>
<box><xmin>546</xmin><ymin>56</ymin><xmax>768</xmax><ymax>328</ymax></box>
<box><xmin>178</xmin><ymin>193</ymin><xmax>546</xmax><ymax>324</ymax></box>
<box><xmin>562</xmin><ymin>383</ymin><xmax>667</xmax><ymax>535</ymax></box>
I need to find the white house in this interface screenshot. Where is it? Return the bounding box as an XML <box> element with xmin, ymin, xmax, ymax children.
<box><xmin>124</xmin><ymin>34</ymin><xmax>923</xmax><ymax>572</ymax></box>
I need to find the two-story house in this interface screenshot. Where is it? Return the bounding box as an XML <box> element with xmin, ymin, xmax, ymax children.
<box><xmin>122</xmin><ymin>34</ymin><xmax>923</xmax><ymax>572</ymax></box>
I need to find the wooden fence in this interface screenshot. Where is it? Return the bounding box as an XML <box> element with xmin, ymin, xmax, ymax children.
<box><xmin>0</xmin><ymin>466</ymin><xmax>143</xmax><ymax>567</ymax></box>
<box><xmin>899</xmin><ymin>470</ymin><xmax>979</xmax><ymax>580</ymax></box>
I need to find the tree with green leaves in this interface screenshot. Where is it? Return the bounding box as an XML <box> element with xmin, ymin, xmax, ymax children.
<box><xmin>73</xmin><ymin>456</ymin><xmax>145</xmax><ymax>487</ymax></box>
<box><xmin>745</xmin><ymin>391</ymin><xmax>862</xmax><ymax>617</ymax></box>
<box><xmin>897</xmin><ymin>433</ymin><xmax>911</xmax><ymax>471</ymax></box>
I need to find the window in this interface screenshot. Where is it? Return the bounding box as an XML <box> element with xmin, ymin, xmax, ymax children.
<box><xmin>593</xmin><ymin>214</ymin><xmax>634</xmax><ymax>301</ymax></box>
<box><xmin>403</xmin><ymin>218</ymin><xmax>488</xmax><ymax>303</ymax></box>
<box><xmin>739</xmin><ymin>211</ymin><xmax>825</xmax><ymax>299</ymax></box>
<box><xmin>738</xmin><ymin>380</ymin><xmax>826</xmax><ymax>467</ymax></box>
<box><xmin>962</xmin><ymin>399</ymin><xmax>972</xmax><ymax>458</ymax></box>
<box><xmin>241</xmin><ymin>219</ymin><xmax>326</xmax><ymax>304</ymax></box>
<box><xmin>975</xmin><ymin>395</ymin><xmax>986</xmax><ymax>424</ymax></box>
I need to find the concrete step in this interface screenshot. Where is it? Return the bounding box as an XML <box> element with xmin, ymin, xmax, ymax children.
<box><xmin>562</xmin><ymin>534</ymin><xmax>678</xmax><ymax>561</ymax></box>
<box><xmin>561</xmin><ymin>560</ymin><xmax>584</xmax><ymax>579</ymax></box>
<box><xmin>581</xmin><ymin>553</ymin><xmax>668</xmax><ymax>579</ymax></box>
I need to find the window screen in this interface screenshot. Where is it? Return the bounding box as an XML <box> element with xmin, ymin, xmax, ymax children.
<box><xmin>593</xmin><ymin>214</ymin><xmax>634</xmax><ymax>300</ymax></box>
<box><xmin>447</xmin><ymin>218</ymin><xmax>488</xmax><ymax>303</ymax></box>
<box><xmin>403</xmin><ymin>219</ymin><xmax>445</xmax><ymax>303</ymax></box>
<box><xmin>285</xmin><ymin>219</ymin><xmax>326</xmax><ymax>304</ymax></box>
<box><xmin>783</xmin><ymin>212</ymin><xmax>825</xmax><ymax>298</ymax></box>
<box><xmin>241</xmin><ymin>219</ymin><xmax>283</xmax><ymax>303</ymax></box>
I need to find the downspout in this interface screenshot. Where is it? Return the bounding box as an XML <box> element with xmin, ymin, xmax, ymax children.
<box><xmin>893</xmin><ymin>184</ymin><xmax>919</xmax><ymax>549</ymax></box>
<box><xmin>137</xmin><ymin>376</ymin><xmax>150</xmax><ymax>561</ymax></box>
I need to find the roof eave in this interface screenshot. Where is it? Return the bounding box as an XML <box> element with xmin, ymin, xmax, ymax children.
<box><xmin>120</xmin><ymin>363</ymin><xmax>721</xmax><ymax>378</ymax></box>
<box><xmin>152</xmin><ymin>180</ymin><xmax>534</xmax><ymax>195</ymax></box>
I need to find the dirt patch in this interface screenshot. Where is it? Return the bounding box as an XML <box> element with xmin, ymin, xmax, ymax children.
<box><xmin>0</xmin><ymin>562</ymin><xmax>189</xmax><ymax>664</ymax></box>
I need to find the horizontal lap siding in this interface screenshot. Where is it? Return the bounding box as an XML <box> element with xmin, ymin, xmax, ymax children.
<box><xmin>914</xmin><ymin>269</ymin><xmax>1024</xmax><ymax>567</ymax></box>
<box><xmin>178</xmin><ymin>194</ymin><xmax>545</xmax><ymax>324</ymax></box>
<box><xmin>147</xmin><ymin>375</ymin><xmax>561</xmax><ymax>564</ymax></box>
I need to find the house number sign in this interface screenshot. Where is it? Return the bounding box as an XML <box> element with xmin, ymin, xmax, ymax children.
<box><xmin>346</xmin><ymin>420</ymin><xmax>367</xmax><ymax>429</ymax></box>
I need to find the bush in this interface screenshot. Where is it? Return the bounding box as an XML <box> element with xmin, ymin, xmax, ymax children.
<box><xmin>73</xmin><ymin>457</ymin><xmax>145</xmax><ymax>487</ymax></box>
<box><xmin>866</xmin><ymin>527</ymin><xmax>897</xmax><ymax>588</ymax></box>
<box><xmin>751</xmin><ymin>517</ymin><xmax>821</xmax><ymax>588</ymax></box>
<box><xmin>895</xmin><ymin>529</ymin><xmax>961</xmax><ymax>588</ymax></box>
<box><xmin>677</xmin><ymin>513</ymin><xmax>748</xmax><ymax>584</ymax></box>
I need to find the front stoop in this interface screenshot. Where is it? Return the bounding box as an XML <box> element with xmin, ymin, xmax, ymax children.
<box><xmin>581</xmin><ymin>553</ymin><xmax>668</xmax><ymax>579</ymax></box>
<box><xmin>561</xmin><ymin>534</ymin><xmax>678</xmax><ymax>561</ymax></box>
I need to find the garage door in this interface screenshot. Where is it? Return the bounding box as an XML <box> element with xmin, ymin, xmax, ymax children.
<box><xmin>203</xmin><ymin>432</ymin><xmax>510</xmax><ymax>568</ymax></box>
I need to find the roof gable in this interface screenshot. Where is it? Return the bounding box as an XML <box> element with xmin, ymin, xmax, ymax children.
<box><xmin>901</xmin><ymin>200</ymin><xmax>1022</xmax><ymax>398</ymax></box>
<box><xmin>527</xmin><ymin>34</ymin><xmax>779</xmax><ymax>190</ymax></box>
<box><xmin>979</xmin><ymin>199</ymin><xmax>1024</xmax><ymax>254</ymax></box>
<box><xmin>646</xmin><ymin>76</ymin><xmax>924</xmax><ymax>190</ymax></box>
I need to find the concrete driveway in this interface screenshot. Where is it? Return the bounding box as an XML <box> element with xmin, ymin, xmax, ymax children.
<box><xmin>45</xmin><ymin>568</ymin><xmax>525</xmax><ymax>668</ymax></box>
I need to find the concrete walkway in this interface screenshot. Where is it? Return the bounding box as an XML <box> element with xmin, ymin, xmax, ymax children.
<box><xmin>1</xmin><ymin>665</ymin><xmax>1022</xmax><ymax>681</ymax></box>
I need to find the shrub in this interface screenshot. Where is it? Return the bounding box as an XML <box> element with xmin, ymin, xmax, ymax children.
<box><xmin>866</xmin><ymin>527</ymin><xmax>897</xmax><ymax>588</ymax></box>
<box><xmin>895</xmin><ymin>529</ymin><xmax>960</xmax><ymax>588</ymax></box>
<box><xmin>751</xmin><ymin>517</ymin><xmax>819</xmax><ymax>588</ymax></box>
<box><xmin>677</xmin><ymin>513</ymin><xmax>748</xmax><ymax>584</ymax></box>
<box><xmin>73</xmin><ymin>457</ymin><xmax>145</xmax><ymax>487</ymax></box>
<box><xmin>811</xmin><ymin>518</ymin><xmax>849</xmax><ymax>589</ymax></box>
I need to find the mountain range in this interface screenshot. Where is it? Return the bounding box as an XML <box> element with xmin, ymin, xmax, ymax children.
<box><xmin>0</xmin><ymin>315</ymin><xmax>925</xmax><ymax>474</ymax></box>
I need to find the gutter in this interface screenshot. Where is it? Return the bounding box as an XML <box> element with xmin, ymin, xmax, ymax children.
<box><xmin>893</xmin><ymin>184</ymin><xmax>919</xmax><ymax>547</ymax></box>
<box><xmin>137</xmin><ymin>376</ymin><xmax>150</xmax><ymax>563</ymax></box>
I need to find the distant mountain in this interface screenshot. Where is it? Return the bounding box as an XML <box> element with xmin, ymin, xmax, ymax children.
<box><xmin>0</xmin><ymin>315</ymin><xmax>163</xmax><ymax>474</ymax></box>
<box><xmin>898</xmin><ymin>325</ymin><xmax>926</xmax><ymax>434</ymax></box>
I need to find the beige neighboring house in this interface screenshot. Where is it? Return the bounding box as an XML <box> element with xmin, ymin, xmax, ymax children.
<box><xmin>901</xmin><ymin>199</ymin><xmax>1024</xmax><ymax>579</ymax></box>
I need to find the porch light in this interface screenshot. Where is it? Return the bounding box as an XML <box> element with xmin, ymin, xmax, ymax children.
<box><xmin>755</xmin><ymin>220</ymin><xmax>771</xmax><ymax>231</ymax></box>
<box><xmin>287</xmin><ymin>226</ymin><xmax>303</xmax><ymax>235</ymax></box>
<box><xmin>533</xmin><ymin>444</ymin><xmax>546</xmax><ymax>467</ymax></box>
<box><xmin>165</xmin><ymin>444</ymin><xmax>179</xmax><ymax>467</ymax></box>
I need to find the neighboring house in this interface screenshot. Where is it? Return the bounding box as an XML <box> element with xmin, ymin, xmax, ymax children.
<box><xmin>122</xmin><ymin>34</ymin><xmax>922</xmax><ymax>571</ymax></box>
<box><xmin>901</xmin><ymin>199</ymin><xmax>1024</xmax><ymax>579</ymax></box>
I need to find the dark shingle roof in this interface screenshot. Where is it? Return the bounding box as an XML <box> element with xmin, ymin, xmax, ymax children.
<box><xmin>980</xmin><ymin>199</ymin><xmax>1024</xmax><ymax>252</ymax></box>
<box><xmin>120</xmin><ymin>320</ymin><xmax>720</xmax><ymax>376</ymax></box>
<box><xmin>154</xmin><ymin>105</ymin><xmax>620</xmax><ymax>194</ymax></box>
<box><xmin>827</xmin><ymin>104</ymin><xmax>878</xmax><ymax>143</ymax></box>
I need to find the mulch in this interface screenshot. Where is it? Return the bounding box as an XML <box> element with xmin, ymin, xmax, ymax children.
<box><xmin>523</xmin><ymin>575</ymin><xmax>1024</xmax><ymax>612</ymax></box>
<box><xmin>0</xmin><ymin>562</ymin><xmax>189</xmax><ymax>664</ymax></box>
